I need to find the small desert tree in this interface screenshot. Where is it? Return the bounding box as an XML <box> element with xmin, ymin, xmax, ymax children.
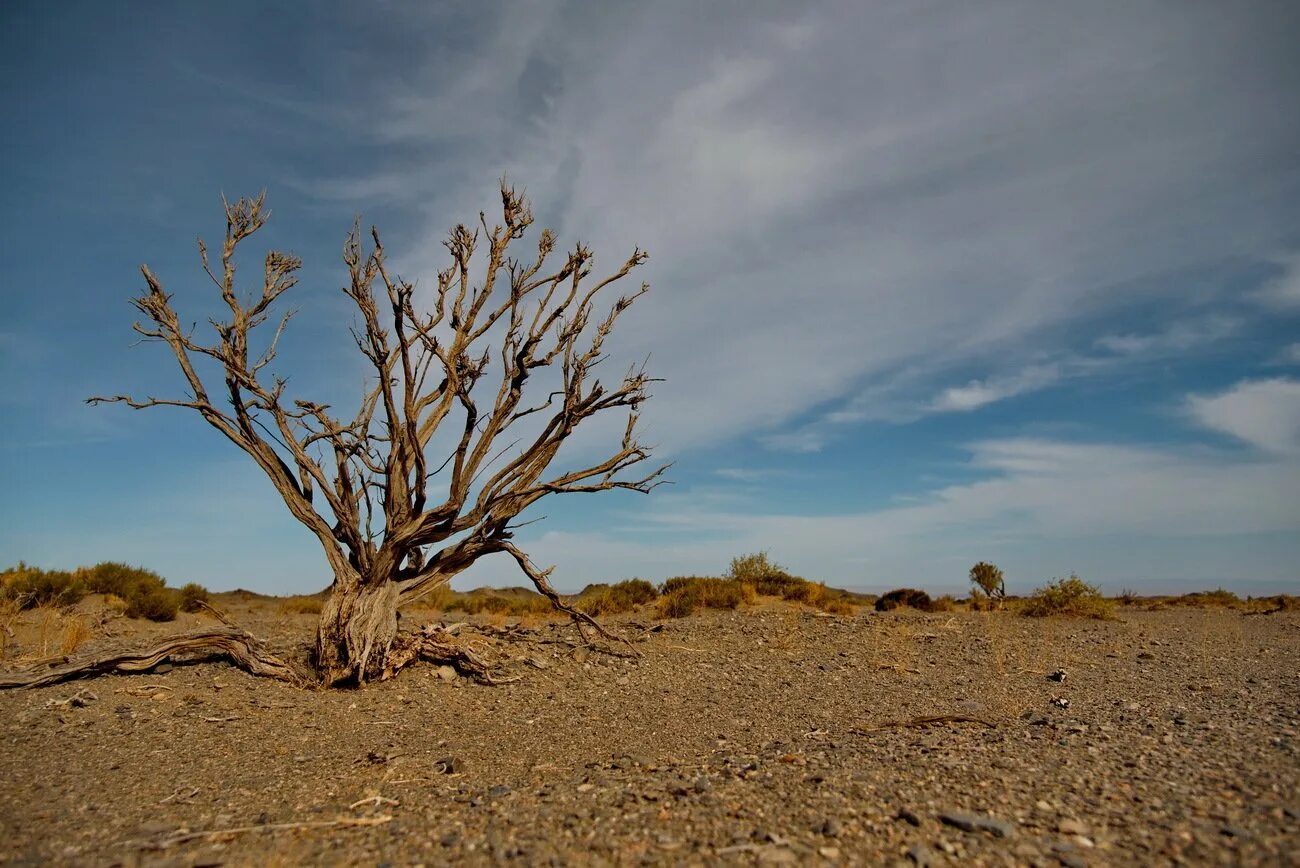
<box><xmin>81</xmin><ymin>183</ymin><xmax>665</xmax><ymax>686</ymax></box>
<box><xmin>969</xmin><ymin>561</ymin><xmax>1005</xmax><ymax>609</ymax></box>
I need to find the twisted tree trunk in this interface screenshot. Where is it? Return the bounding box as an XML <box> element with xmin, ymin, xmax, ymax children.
<box><xmin>314</xmin><ymin>578</ymin><xmax>400</xmax><ymax>686</ymax></box>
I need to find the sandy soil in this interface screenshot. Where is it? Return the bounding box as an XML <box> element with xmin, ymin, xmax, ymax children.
<box><xmin>1</xmin><ymin>603</ymin><xmax>1298</xmax><ymax>866</ymax></box>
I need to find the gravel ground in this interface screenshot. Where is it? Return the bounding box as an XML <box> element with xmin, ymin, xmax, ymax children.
<box><xmin>1</xmin><ymin>605</ymin><xmax>1298</xmax><ymax>866</ymax></box>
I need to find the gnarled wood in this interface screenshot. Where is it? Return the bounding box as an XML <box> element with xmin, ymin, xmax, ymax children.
<box><xmin>87</xmin><ymin>182</ymin><xmax>665</xmax><ymax>685</ymax></box>
<box><xmin>0</xmin><ymin>628</ymin><xmax>305</xmax><ymax>689</ymax></box>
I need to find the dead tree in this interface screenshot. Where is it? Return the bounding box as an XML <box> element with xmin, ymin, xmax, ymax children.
<box><xmin>69</xmin><ymin>183</ymin><xmax>663</xmax><ymax>687</ymax></box>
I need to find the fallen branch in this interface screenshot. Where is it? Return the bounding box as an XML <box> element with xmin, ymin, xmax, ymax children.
<box><xmin>0</xmin><ymin>628</ymin><xmax>306</xmax><ymax>689</ymax></box>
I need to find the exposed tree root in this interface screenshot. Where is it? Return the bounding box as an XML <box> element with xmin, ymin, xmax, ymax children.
<box><xmin>0</xmin><ymin>607</ymin><xmax>613</xmax><ymax>691</ymax></box>
<box><xmin>0</xmin><ymin>627</ymin><xmax>307</xmax><ymax>690</ymax></box>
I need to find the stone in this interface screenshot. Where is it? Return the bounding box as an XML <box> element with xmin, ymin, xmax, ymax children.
<box><xmin>905</xmin><ymin>844</ymin><xmax>936</xmax><ymax>867</ymax></box>
<box><xmin>818</xmin><ymin>817</ymin><xmax>842</xmax><ymax>837</ymax></box>
<box><xmin>938</xmin><ymin>809</ymin><xmax>1014</xmax><ymax>838</ymax></box>
<box><xmin>435</xmin><ymin>665</ymin><xmax>457</xmax><ymax>682</ymax></box>
<box><xmin>896</xmin><ymin>808</ymin><xmax>921</xmax><ymax>826</ymax></box>
<box><xmin>1057</xmin><ymin>818</ymin><xmax>1087</xmax><ymax>836</ymax></box>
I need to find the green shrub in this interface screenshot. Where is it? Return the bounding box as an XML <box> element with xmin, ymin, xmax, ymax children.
<box><xmin>969</xmin><ymin>561</ymin><xmax>1005</xmax><ymax>605</ymax></box>
<box><xmin>80</xmin><ymin>562</ymin><xmax>166</xmax><ymax>598</ymax></box>
<box><xmin>875</xmin><ymin>588</ymin><xmax>933</xmax><ymax>612</ymax></box>
<box><xmin>1021</xmin><ymin>574</ymin><xmax>1114</xmax><ymax>619</ymax></box>
<box><xmin>178</xmin><ymin>582</ymin><xmax>210</xmax><ymax>613</ymax></box>
<box><xmin>1</xmin><ymin>563</ymin><xmax>86</xmax><ymax>609</ymax></box>
<box><xmin>124</xmin><ymin>584</ymin><xmax>179</xmax><ymax>621</ymax></box>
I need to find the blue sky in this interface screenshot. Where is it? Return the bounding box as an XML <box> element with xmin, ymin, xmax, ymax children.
<box><xmin>2</xmin><ymin>1</ymin><xmax>1299</xmax><ymax>596</ymax></box>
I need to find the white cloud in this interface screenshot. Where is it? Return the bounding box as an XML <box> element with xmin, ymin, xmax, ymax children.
<box><xmin>1187</xmin><ymin>378</ymin><xmax>1300</xmax><ymax>455</ymax></box>
<box><xmin>1094</xmin><ymin>315</ymin><xmax>1241</xmax><ymax>355</ymax></box>
<box><xmin>929</xmin><ymin>364</ymin><xmax>1061</xmax><ymax>412</ymax></box>
<box><xmin>289</xmin><ymin>2</ymin><xmax>1299</xmax><ymax>453</ymax></box>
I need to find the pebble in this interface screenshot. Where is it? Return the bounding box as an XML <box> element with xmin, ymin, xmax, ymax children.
<box><xmin>435</xmin><ymin>666</ymin><xmax>457</xmax><ymax>682</ymax></box>
<box><xmin>897</xmin><ymin>808</ymin><xmax>921</xmax><ymax>826</ymax></box>
<box><xmin>1057</xmin><ymin>818</ymin><xmax>1087</xmax><ymax>836</ymax></box>
<box><xmin>938</xmin><ymin>809</ymin><xmax>1015</xmax><ymax>837</ymax></box>
<box><xmin>906</xmin><ymin>843</ymin><xmax>936</xmax><ymax>866</ymax></box>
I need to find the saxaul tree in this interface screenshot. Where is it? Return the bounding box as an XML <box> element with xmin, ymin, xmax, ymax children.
<box><xmin>48</xmin><ymin>183</ymin><xmax>663</xmax><ymax>687</ymax></box>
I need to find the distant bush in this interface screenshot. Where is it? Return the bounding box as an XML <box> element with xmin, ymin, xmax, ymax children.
<box><xmin>875</xmin><ymin>588</ymin><xmax>933</xmax><ymax>612</ymax></box>
<box><xmin>727</xmin><ymin>552</ymin><xmax>782</xmax><ymax>583</ymax></box>
<box><xmin>444</xmin><ymin>588</ymin><xmax>553</xmax><ymax>617</ymax></box>
<box><xmin>969</xmin><ymin>561</ymin><xmax>1005</xmax><ymax>607</ymax></box>
<box><xmin>1250</xmin><ymin>594</ymin><xmax>1299</xmax><ymax>613</ymax></box>
<box><xmin>178</xmin><ymin>582</ymin><xmax>210</xmax><ymax>613</ymax></box>
<box><xmin>819</xmin><ymin>597</ymin><xmax>857</xmax><ymax>616</ymax></box>
<box><xmin>280</xmin><ymin>595</ymin><xmax>324</xmax><ymax>615</ymax></box>
<box><xmin>656</xmin><ymin>577</ymin><xmax>754</xmax><ymax>619</ymax></box>
<box><xmin>929</xmin><ymin>594</ymin><xmax>957</xmax><ymax>612</ymax></box>
<box><xmin>123</xmin><ymin>584</ymin><xmax>178</xmax><ymax>621</ymax></box>
<box><xmin>1021</xmin><ymin>574</ymin><xmax>1114</xmax><ymax>619</ymax></box>
<box><xmin>575</xmin><ymin>579</ymin><xmax>658</xmax><ymax>616</ymax></box>
<box><xmin>78</xmin><ymin>561</ymin><xmax>182</xmax><ymax>620</ymax></box>
<box><xmin>1115</xmin><ymin>588</ymin><xmax>1140</xmax><ymax>606</ymax></box>
<box><xmin>80</xmin><ymin>562</ymin><xmax>166</xmax><ymax>598</ymax></box>
<box><xmin>1</xmin><ymin>563</ymin><xmax>86</xmax><ymax>609</ymax></box>
<box><xmin>1169</xmin><ymin>588</ymin><xmax>1242</xmax><ymax>609</ymax></box>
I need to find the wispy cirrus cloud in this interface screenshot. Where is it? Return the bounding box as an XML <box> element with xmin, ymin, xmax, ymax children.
<box><xmin>1188</xmin><ymin>377</ymin><xmax>1300</xmax><ymax>455</ymax></box>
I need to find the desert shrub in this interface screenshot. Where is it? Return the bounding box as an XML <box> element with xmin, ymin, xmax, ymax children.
<box><xmin>79</xmin><ymin>561</ymin><xmax>182</xmax><ymax>619</ymax></box>
<box><xmin>819</xmin><ymin>597</ymin><xmax>857</xmax><ymax>616</ymax></box>
<box><xmin>1115</xmin><ymin>588</ymin><xmax>1139</xmax><ymax>606</ymax></box>
<box><xmin>81</xmin><ymin>561</ymin><xmax>165</xmax><ymax>597</ymax></box>
<box><xmin>929</xmin><ymin>594</ymin><xmax>957</xmax><ymax>612</ymax></box>
<box><xmin>727</xmin><ymin>552</ymin><xmax>814</xmax><ymax>598</ymax></box>
<box><xmin>1021</xmin><ymin>574</ymin><xmax>1114</xmax><ymax>619</ymax></box>
<box><xmin>124</xmin><ymin>584</ymin><xmax>178</xmax><ymax>621</ymax></box>
<box><xmin>779</xmin><ymin>579</ymin><xmax>825</xmax><ymax>605</ymax></box>
<box><xmin>1250</xmin><ymin>594</ymin><xmax>1299</xmax><ymax>613</ymax></box>
<box><xmin>728</xmin><ymin>551</ymin><xmax>781</xmax><ymax>583</ymax></box>
<box><xmin>656</xmin><ymin>577</ymin><xmax>754</xmax><ymax>619</ymax></box>
<box><xmin>1</xmin><ymin>563</ymin><xmax>86</xmax><ymax>609</ymax></box>
<box><xmin>1169</xmin><ymin>588</ymin><xmax>1242</xmax><ymax>608</ymax></box>
<box><xmin>575</xmin><ymin>578</ymin><xmax>658</xmax><ymax>615</ymax></box>
<box><xmin>280</xmin><ymin>595</ymin><xmax>324</xmax><ymax>615</ymax></box>
<box><xmin>969</xmin><ymin>561</ymin><xmax>1005</xmax><ymax>603</ymax></box>
<box><xmin>874</xmin><ymin>588</ymin><xmax>933</xmax><ymax>612</ymax></box>
<box><xmin>178</xmin><ymin>582</ymin><xmax>210</xmax><ymax>613</ymax></box>
<box><xmin>444</xmin><ymin>588</ymin><xmax>553</xmax><ymax>617</ymax></box>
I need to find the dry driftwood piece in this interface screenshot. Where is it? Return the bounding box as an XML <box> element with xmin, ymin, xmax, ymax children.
<box><xmin>74</xmin><ymin>181</ymin><xmax>665</xmax><ymax>687</ymax></box>
<box><xmin>0</xmin><ymin>628</ymin><xmax>305</xmax><ymax>689</ymax></box>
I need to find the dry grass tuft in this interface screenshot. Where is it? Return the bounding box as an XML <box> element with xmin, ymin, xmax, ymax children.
<box><xmin>279</xmin><ymin>595</ymin><xmax>325</xmax><ymax>615</ymax></box>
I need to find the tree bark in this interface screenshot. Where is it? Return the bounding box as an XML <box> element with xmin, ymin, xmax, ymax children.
<box><xmin>314</xmin><ymin>578</ymin><xmax>400</xmax><ymax>686</ymax></box>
